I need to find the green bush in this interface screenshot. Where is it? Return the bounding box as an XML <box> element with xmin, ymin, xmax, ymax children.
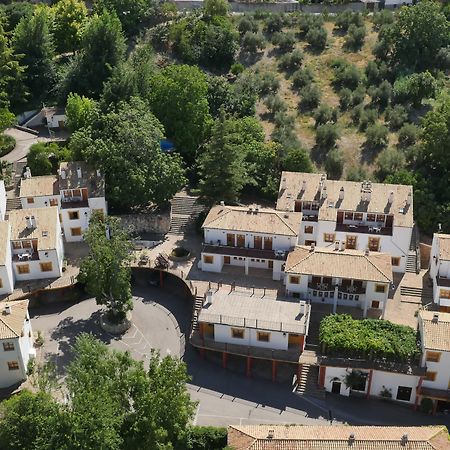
<box><xmin>299</xmin><ymin>84</ymin><xmax>321</xmax><ymax>111</ymax></box>
<box><xmin>238</xmin><ymin>16</ymin><xmax>258</xmax><ymax>35</ymax></box>
<box><xmin>188</xmin><ymin>426</ymin><xmax>227</xmax><ymax>450</ymax></box>
<box><xmin>393</xmin><ymin>71</ymin><xmax>437</xmax><ymax>108</ymax></box>
<box><xmin>316</xmin><ymin>123</ymin><xmax>339</xmax><ymax>150</ymax></box>
<box><xmin>313</xmin><ymin>104</ymin><xmax>338</xmax><ymax>128</ymax></box>
<box><xmin>334</xmin><ymin>11</ymin><xmax>364</xmax><ymax>32</ymax></box>
<box><xmin>0</xmin><ymin>134</ymin><xmax>15</xmax><ymax>157</ymax></box>
<box><xmin>338</xmin><ymin>88</ymin><xmax>353</xmax><ymax>111</ymax></box>
<box><xmin>369</xmin><ymin>80</ymin><xmax>391</xmax><ymax>109</ymax></box>
<box><xmin>325</xmin><ymin>148</ymin><xmax>344</xmax><ymax>180</ymax></box>
<box><xmin>351</xmin><ymin>85</ymin><xmax>366</xmax><ymax>106</ymax></box>
<box><xmin>332</xmin><ymin>60</ymin><xmax>361</xmax><ymax>91</ymax></box>
<box><xmin>306</xmin><ymin>26</ymin><xmax>327</xmax><ymax>52</ymax></box>
<box><xmin>272</xmin><ymin>32</ymin><xmax>296</xmax><ymax>53</ymax></box>
<box><xmin>264</xmin><ymin>94</ymin><xmax>287</xmax><ymax>116</ymax></box>
<box><xmin>319</xmin><ymin>314</ymin><xmax>419</xmax><ymax>362</ymax></box>
<box><xmin>397</xmin><ymin>123</ymin><xmax>418</xmax><ymax>148</ymax></box>
<box><xmin>385</xmin><ymin>105</ymin><xmax>408</xmax><ymax>131</ymax></box>
<box><xmin>358</xmin><ymin>108</ymin><xmax>378</xmax><ymax>131</ymax></box>
<box><xmin>344</xmin><ymin>24</ymin><xmax>366</xmax><ymax>52</ymax></box>
<box><xmin>241</xmin><ymin>31</ymin><xmax>265</xmax><ymax>53</ymax></box>
<box><xmin>292</xmin><ymin>66</ymin><xmax>314</xmax><ymax>89</ymax></box>
<box><xmin>254</xmin><ymin>70</ymin><xmax>279</xmax><ymax>97</ymax></box>
<box><xmin>264</xmin><ymin>13</ymin><xmax>284</xmax><ymax>34</ymax></box>
<box><xmin>419</xmin><ymin>398</ymin><xmax>433</xmax><ymax>415</ymax></box>
<box><xmin>375</xmin><ymin>147</ymin><xmax>406</xmax><ymax>181</ymax></box>
<box><xmin>365</xmin><ymin>124</ymin><xmax>389</xmax><ymax>150</ymax></box>
<box><xmin>372</xmin><ymin>9</ymin><xmax>394</xmax><ymax>31</ymax></box>
<box><xmin>299</xmin><ymin>14</ymin><xmax>324</xmax><ymax>36</ymax></box>
<box><xmin>278</xmin><ymin>49</ymin><xmax>304</xmax><ymax>72</ymax></box>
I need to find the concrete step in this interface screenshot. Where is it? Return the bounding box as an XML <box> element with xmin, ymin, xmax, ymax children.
<box><xmin>6</xmin><ymin>197</ymin><xmax>22</xmax><ymax>212</ymax></box>
<box><xmin>296</xmin><ymin>364</ymin><xmax>325</xmax><ymax>399</ymax></box>
<box><xmin>400</xmin><ymin>286</ymin><xmax>433</xmax><ymax>298</ymax></box>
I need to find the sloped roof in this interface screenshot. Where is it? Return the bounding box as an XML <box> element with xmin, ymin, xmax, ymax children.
<box><xmin>19</xmin><ymin>175</ymin><xmax>59</xmax><ymax>198</ymax></box>
<box><xmin>59</xmin><ymin>161</ymin><xmax>105</xmax><ymax>198</ymax></box>
<box><xmin>202</xmin><ymin>205</ymin><xmax>302</xmax><ymax>237</ymax></box>
<box><xmin>285</xmin><ymin>246</ymin><xmax>392</xmax><ymax>283</ymax></box>
<box><xmin>0</xmin><ymin>300</ymin><xmax>29</xmax><ymax>340</ymax></box>
<box><xmin>436</xmin><ymin>234</ymin><xmax>450</xmax><ymax>261</ymax></box>
<box><xmin>276</xmin><ymin>172</ymin><xmax>413</xmax><ymax>228</ymax></box>
<box><xmin>419</xmin><ymin>311</ymin><xmax>450</xmax><ymax>352</ymax></box>
<box><xmin>228</xmin><ymin>425</ymin><xmax>448</xmax><ymax>450</ymax></box>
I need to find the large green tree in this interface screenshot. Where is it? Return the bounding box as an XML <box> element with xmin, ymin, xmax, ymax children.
<box><xmin>79</xmin><ymin>214</ymin><xmax>133</xmax><ymax>321</ymax></box>
<box><xmin>70</xmin><ymin>98</ymin><xmax>186</xmax><ymax>210</ymax></box>
<box><xmin>12</xmin><ymin>7</ymin><xmax>55</xmax><ymax>105</ymax></box>
<box><xmin>52</xmin><ymin>0</ymin><xmax>87</xmax><ymax>53</ymax></box>
<box><xmin>65</xmin><ymin>92</ymin><xmax>98</xmax><ymax>132</ymax></box>
<box><xmin>148</xmin><ymin>65</ymin><xmax>212</xmax><ymax>164</ymax></box>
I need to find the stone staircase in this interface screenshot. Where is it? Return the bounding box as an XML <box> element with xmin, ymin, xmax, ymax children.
<box><xmin>6</xmin><ymin>197</ymin><xmax>21</xmax><ymax>213</ymax></box>
<box><xmin>406</xmin><ymin>225</ymin><xmax>420</xmax><ymax>273</ymax></box>
<box><xmin>405</xmin><ymin>252</ymin><xmax>417</xmax><ymax>273</ymax></box>
<box><xmin>295</xmin><ymin>363</ymin><xmax>325</xmax><ymax>399</ymax></box>
<box><xmin>170</xmin><ymin>193</ymin><xmax>205</xmax><ymax>235</ymax></box>
<box><xmin>400</xmin><ymin>285</ymin><xmax>433</xmax><ymax>301</ymax></box>
<box><xmin>191</xmin><ymin>295</ymin><xmax>204</xmax><ymax>334</ymax></box>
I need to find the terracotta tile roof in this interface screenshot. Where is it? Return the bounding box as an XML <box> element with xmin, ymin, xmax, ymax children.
<box><xmin>285</xmin><ymin>246</ymin><xmax>392</xmax><ymax>283</ymax></box>
<box><xmin>0</xmin><ymin>221</ymin><xmax>10</xmax><ymax>266</ymax></box>
<box><xmin>19</xmin><ymin>175</ymin><xmax>59</xmax><ymax>198</ymax></box>
<box><xmin>276</xmin><ymin>172</ymin><xmax>413</xmax><ymax>228</ymax></box>
<box><xmin>436</xmin><ymin>234</ymin><xmax>450</xmax><ymax>261</ymax></box>
<box><xmin>59</xmin><ymin>161</ymin><xmax>105</xmax><ymax>198</ymax></box>
<box><xmin>198</xmin><ymin>289</ymin><xmax>310</xmax><ymax>335</ymax></box>
<box><xmin>202</xmin><ymin>205</ymin><xmax>302</xmax><ymax>237</ymax></box>
<box><xmin>0</xmin><ymin>300</ymin><xmax>29</xmax><ymax>339</ymax></box>
<box><xmin>419</xmin><ymin>311</ymin><xmax>450</xmax><ymax>352</ymax></box>
<box><xmin>9</xmin><ymin>207</ymin><xmax>59</xmax><ymax>251</ymax></box>
<box><xmin>228</xmin><ymin>425</ymin><xmax>448</xmax><ymax>450</ymax></box>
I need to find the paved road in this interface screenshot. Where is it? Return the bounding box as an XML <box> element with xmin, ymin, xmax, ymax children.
<box><xmin>2</xmin><ymin>128</ymin><xmax>40</xmax><ymax>163</ymax></box>
<box><xmin>30</xmin><ymin>276</ymin><xmax>450</xmax><ymax>428</ymax></box>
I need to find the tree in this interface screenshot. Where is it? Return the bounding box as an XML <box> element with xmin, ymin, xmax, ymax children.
<box><xmin>393</xmin><ymin>71</ymin><xmax>437</xmax><ymax>108</ymax></box>
<box><xmin>27</xmin><ymin>142</ymin><xmax>71</xmax><ymax>176</ymax></box>
<box><xmin>385</xmin><ymin>104</ymin><xmax>408</xmax><ymax>131</ymax></box>
<box><xmin>65</xmin><ymin>93</ymin><xmax>97</xmax><ymax>132</ymax></box>
<box><xmin>397</xmin><ymin>123</ymin><xmax>418</xmax><ymax>148</ymax></box>
<box><xmin>148</xmin><ymin>65</ymin><xmax>212</xmax><ymax>164</ymax></box>
<box><xmin>325</xmin><ymin>148</ymin><xmax>344</xmax><ymax>180</ymax></box>
<box><xmin>291</xmin><ymin>66</ymin><xmax>314</xmax><ymax>90</ymax></box>
<box><xmin>299</xmin><ymin>84</ymin><xmax>321</xmax><ymax>111</ymax></box>
<box><xmin>79</xmin><ymin>214</ymin><xmax>133</xmax><ymax>321</ymax></box>
<box><xmin>264</xmin><ymin>13</ymin><xmax>283</xmax><ymax>34</ymax></box>
<box><xmin>12</xmin><ymin>7</ymin><xmax>56</xmax><ymax>105</ymax></box>
<box><xmin>272</xmin><ymin>32</ymin><xmax>296</xmax><ymax>53</ymax></box>
<box><xmin>238</xmin><ymin>16</ymin><xmax>258</xmax><ymax>35</ymax></box>
<box><xmin>365</xmin><ymin>124</ymin><xmax>389</xmax><ymax>150</ymax></box>
<box><xmin>314</xmin><ymin>104</ymin><xmax>338</xmax><ymax>128</ymax></box>
<box><xmin>70</xmin><ymin>98</ymin><xmax>186</xmax><ymax>210</ymax></box>
<box><xmin>388</xmin><ymin>0</ymin><xmax>450</xmax><ymax>70</ymax></box>
<box><xmin>316</xmin><ymin>124</ymin><xmax>340</xmax><ymax>150</ymax></box>
<box><xmin>53</xmin><ymin>0</ymin><xmax>87</xmax><ymax>53</ymax></box>
<box><xmin>282</xmin><ymin>146</ymin><xmax>314</xmax><ymax>173</ymax></box>
<box><xmin>198</xmin><ymin>112</ymin><xmax>247</xmax><ymax>205</ymax></box>
<box><xmin>203</xmin><ymin>0</ymin><xmax>229</xmax><ymax>18</ymax></box>
<box><xmin>375</xmin><ymin>147</ymin><xmax>406</xmax><ymax>180</ymax></box>
<box><xmin>306</xmin><ymin>26</ymin><xmax>327</xmax><ymax>52</ymax></box>
<box><xmin>278</xmin><ymin>49</ymin><xmax>303</xmax><ymax>72</ymax></box>
<box><xmin>242</xmin><ymin>31</ymin><xmax>265</xmax><ymax>53</ymax></box>
<box><xmin>370</xmin><ymin>80</ymin><xmax>391</xmax><ymax>109</ymax></box>
<box><xmin>343</xmin><ymin>24</ymin><xmax>366</xmax><ymax>52</ymax></box>
<box><xmin>0</xmin><ymin>2</ymin><xmax>35</xmax><ymax>33</ymax></box>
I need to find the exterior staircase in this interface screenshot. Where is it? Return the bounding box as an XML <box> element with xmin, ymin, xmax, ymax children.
<box><xmin>406</xmin><ymin>225</ymin><xmax>420</xmax><ymax>273</ymax></box>
<box><xmin>170</xmin><ymin>192</ymin><xmax>205</xmax><ymax>235</ymax></box>
<box><xmin>191</xmin><ymin>295</ymin><xmax>204</xmax><ymax>335</ymax></box>
<box><xmin>6</xmin><ymin>197</ymin><xmax>21</xmax><ymax>213</ymax></box>
<box><xmin>295</xmin><ymin>363</ymin><xmax>325</xmax><ymax>399</ymax></box>
<box><xmin>400</xmin><ymin>285</ymin><xmax>433</xmax><ymax>301</ymax></box>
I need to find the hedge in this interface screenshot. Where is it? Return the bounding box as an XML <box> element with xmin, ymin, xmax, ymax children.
<box><xmin>188</xmin><ymin>426</ymin><xmax>228</xmax><ymax>450</ymax></box>
<box><xmin>0</xmin><ymin>134</ymin><xmax>15</xmax><ymax>157</ymax></box>
<box><xmin>319</xmin><ymin>314</ymin><xmax>419</xmax><ymax>362</ymax></box>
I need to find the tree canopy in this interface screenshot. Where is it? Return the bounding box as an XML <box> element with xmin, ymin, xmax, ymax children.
<box><xmin>52</xmin><ymin>0</ymin><xmax>87</xmax><ymax>53</ymax></box>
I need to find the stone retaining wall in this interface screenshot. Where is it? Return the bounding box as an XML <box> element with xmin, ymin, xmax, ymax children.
<box><xmin>114</xmin><ymin>212</ymin><xmax>170</xmax><ymax>235</ymax></box>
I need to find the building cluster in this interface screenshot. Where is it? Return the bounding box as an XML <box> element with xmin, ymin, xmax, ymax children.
<box><xmin>193</xmin><ymin>172</ymin><xmax>450</xmax><ymax>414</ymax></box>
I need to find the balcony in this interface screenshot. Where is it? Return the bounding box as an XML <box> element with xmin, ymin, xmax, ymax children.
<box><xmin>202</xmin><ymin>244</ymin><xmax>289</xmax><ymax>261</ymax></box>
<box><xmin>191</xmin><ymin>333</ymin><xmax>303</xmax><ymax>363</ymax></box>
<box><xmin>302</xmin><ymin>214</ymin><xmax>318</xmax><ymax>222</ymax></box>
<box><xmin>12</xmin><ymin>251</ymin><xmax>39</xmax><ymax>262</ymax></box>
<box><xmin>308</xmin><ymin>283</ymin><xmax>366</xmax><ymax>295</ymax></box>
<box><xmin>335</xmin><ymin>223</ymin><xmax>393</xmax><ymax>236</ymax></box>
<box><xmin>437</xmin><ymin>276</ymin><xmax>450</xmax><ymax>288</ymax></box>
<box><xmin>61</xmin><ymin>198</ymin><xmax>89</xmax><ymax>209</ymax></box>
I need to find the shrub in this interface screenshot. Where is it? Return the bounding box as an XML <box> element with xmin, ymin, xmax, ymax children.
<box><xmin>338</xmin><ymin>88</ymin><xmax>353</xmax><ymax>111</ymax></box>
<box><xmin>230</xmin><ymin>62</ymin><xmax>244</xmax><ymax>75</ymax></box>
<box><xmin>238</xmin><ymin>16</ymin><xmax>258</xmax><ymax>35</ymax></box>
<box><xmin>291</xmin><ymin>67</ymin><xmax>314</xmax><ymax>89</ymax></box>
<box><xmin>0</xmin><ymin>134</ymin><xmax>15</xmax><ymax>157</ymax></box>
<box><xmin>351</xmin><ymin>86</ymin><xmax>366</xmax><ymax>106</ymax></box>
<box><xmin>316</xmin><ymin>123</ymin><xmax>340</xmax><ymax>150</ymax></box>
<box><xmin>344</xmin><ymin>25</ymin><xmax>366</xmax><ymax>52</ymax></box>
<box><xmin>188</xmin><ymin>426</ymin><xmax>227</xmax><ymax>450</ymax></box>
<box><xmin>346</xmin><ymin>165</ymin><xmax>368</xmax><ymax>181</ymax></box>
<box><xmin>437</xmin><ymin>46</ymin><xmax>450</xmax><ymax>70</ymax></box>
<box><xmin>278</xmin><ymin>49</ymin><xmax>304</xmax><ymax>72</ymax></box>
<box><xmin>325</xmin><ymin>148</ymin><xmax>344</xmax><ymax>180</ymax></box>
<box><xmin>365</xmin><ymin>124</ymin><xmax>389</xmax><ymax>150</ymax></box>
<box><xmin>372</xmin><ymin>9</ymin><xmax>394</xmax><ymax>31</ymax></box>
<box><xmin>299</xmin><ymin>14</ymin><xmax>323</xmax><ymax>36</ymax></box>
<box><xmin>319</xmin><ymin>314</ymin><xmax>419</xmax><ymax>362</ymax></box>
<box><xmin>393</xmin><ymin>71</ymin><xmax>437</xmax><ymax>108</ymax></box>
<box><xmin>397</xmin><ymin>123</ymin><xmax>418</xmax><ymax>148</ymax></box>
<box><xmin>264</xmin><ymin>13</ymin><xmax>283</xmax><ymax>34</ymax></box>
<box><xmin>375</xmin><ymin>147</ymin><xmax>406</xmax><ymax>180</ymax></box>
<box><xmin>334</xmin><ymin>11</ymin><xmax>364</xmax><ymax>32</ymax></box>
<box><xmin>373</xmin><ymin>37</ymin><xmax>391</xmax><ymax>61</ymax></box>
<box><xmin>419</xmin><ymin>398</ymin><xmax>433</xmax><ymax>414</ymax></box>
<box><xmin>385</xmin><ymin>105</ymin><xmax>408</xmax><ymax>131</ymax></box>
<box><xmin>332</xmin><ymin>60</ymin><xmax>361</xmax><ymax>91</ymax></box>
<box><xmin>299</xmin><ymin>84</ymin><xmax>321</xmax><ymax>111</ymax></box>
<box><xmin>306</xmin><ymin>26</ymin><xmax>327</xmax><ymax>52</ymax></box>
<box><xmin>350</xmin><ymin>104</ymin><xmax>364</xmax><ymax>125</ymax></box>
<box><xmin>264</xmin><ymin>94</ymin><xmax>287</xmax><ymax>116</ymax></box>
<box><xmin>272</xmin><ymin>32</ymin><xmax>296</xmax><ymax>53</ymax></box>
<box><xmin>241</xmin><ymin>31</ymin><xmax>265</xmax><ymax>53</ymax></box>
<box><xmin>255</xmin><ymin>71</ymin><xmax>279</xmax><ymax>97</ymax></box>
<box><xmin>282</xmin><ymin>146</ymin><xmax>314</xmax><ymax>173</ymax></box>
<box><xmin>359</xmin><ymin>108</ymin><xmax>379</xmax><ymax>131</ymax></box>
<box><xmin>370</xmin><ymin>80</ymin><xmax>391</xmax><ymax>109</ymax></box>
<box><xmin>27</xmin><ymin>142</ymin><xmax>69</xmax><ymax>176</ymax></box>
<box><xmin>313</xmin><ymin>104</ymin><xmax>338</xmax><ymax>128</ymax></box>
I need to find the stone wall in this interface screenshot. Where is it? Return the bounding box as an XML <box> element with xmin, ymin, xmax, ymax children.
<box><xmin>420</xmin><ymin>243</ymin><xmax>431</xmax><ymax>270</ymax></box>
<box><xmin>114</xmin><ymin>212</ymin><xmax>170</xmax><ymax>235</ymax></box>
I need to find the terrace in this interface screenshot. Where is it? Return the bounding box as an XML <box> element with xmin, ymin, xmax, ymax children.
<box><xmin>202</xmin><ymin>244</ymin><xmax>289</xmax><ymax>261</ymax></box>
<box><xmin>335</xmin><ymin>223</ymin><xmax>393</xmax><ymax>236</ymax></box>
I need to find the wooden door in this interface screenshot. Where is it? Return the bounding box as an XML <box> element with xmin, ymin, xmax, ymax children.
<box><xmin>227</xmin><ymin>234</ymin><xmax>235</xmax><ymax>246</ymax></box>
<box><xmin>224</xmin><ymin>256</ymin><xmax>230</xmax><ymax>264</ymax></box>
<box><xmin>332</xmin><ymin>381</ymin><xmax>341</xmax><ymax>394</ymax></box>
<box><xmin>82</xmin><ymin>188</ymin><xmax>88</xmax><ymax>201</ymax></box>
<box><xmin>268</xmin><ymin>260</ymin><xmax>273</xmax><ymax>269</ymax></box>
<box><xmin>385</xmin><ymin>215</ymin><xmax>394</xmax><ymax>228</ymax></box>
<box><xmin>254</xmin><ymin>236</ymin><xmax>262</xmax><ymax>249</ymax></box>
<box><xmin>288</xmin><ymin>333</ymin><xmax>302</xmax><ymax>346</ymax></box>
<box><xmin>341</xmin><ymin>278</ymin><xmax>351</xmax><ymax>289</ymax></box>
<box><xmin>263</xmin><ymin>236</ymin><xmax>273</xmax><ymax>250</ymax></box>
<box><xmin>294</xmin><ymin>200</ymin><xmax>302</xmax><ymax>212</ymax></box>
<box><xmin>337</xmin><ymin>211</ymin><xmax>344</xmax><ymax>224</ymax></box>
<box><xmin>236</xmin><ymin>234</ymin><xmax>245</xmax><ymax>247</ymax></box>
<box><xmin>371</xmin><ymin>300</ymin><xmax>380</xmax><ymax>309</ymax></box>
<box><xmin>439</xmin><ymin>306</ymin><xmax>450</xmax><ymax>313</ymax></box>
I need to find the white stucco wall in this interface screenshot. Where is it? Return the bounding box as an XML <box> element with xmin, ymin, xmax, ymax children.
<box><xmin>421</xmin><ymin>350</ymin><xmax>450</xmax><ymax>391</ymax></box>
<box><xmin>430</xmin><ymin>234</ymin><xmax>450</xmax><ymax>305</ymax></box>
<box><xmin>20</xmin><ymin>195</ymin><xmax>60</xmax><ymax>210</ymax></box>
<box><xmin>0</xmin><ymin>225</ymin><xmax>14</xmax><ymax>294</ymax></box>
<box><xmin>201</xmin><ymin>253</ymin><xmax>224</xmax><ymax>273</ymax></box>
<box><xmin>13</xmin><ymin>248</ymin><xmax>61</xmax><ymax>281</ymax></box>
<box><xmin>61</xmin><ymin>206</ymin><xmax>90</xmax><ymax>242</ymax></box>
<box><xmin>0</xmin><ymin>337</ymin><xmax>26</xmax><ymax>388</ymax></box>
<box><xmin>213</xmin><ymin>324</ymin><xmax>289</xmax><ymax>350</ymax></box>
<box><xmin>0</xmin><ymin>180</ymin><xmax>6</xmax><ymax>220</ymax></box>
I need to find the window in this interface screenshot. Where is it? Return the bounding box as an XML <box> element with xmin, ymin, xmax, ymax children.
<box><xmin>71</xmin><ymin>227</ymin><xmax>82</xmax><ymax>236</ymax></box>
<box><xmin>40</xmin><ymin>262</ymin><xmax>53</xmax><ymax>272</ymax></box>
<box><xmin>203</xmin><ymin>255</ymin><xmax>214</xmax><ymax>264</ymax></box>
<box><xmin>354</xmin><ymin>213</ymin><xmax>363</xmax><ymax>221</ymax></box>
<box><xmin>323</xmin><ymin>233</ymin><xmax>335</xmax><ymax>243</ymax></box>
<box><xmin>263</xmin><ymin>236</ymin><xmax>273</xmax><ymax>250</ymax></box>
<box><xmin>49</xmin><ymin>198</ymin><xmax>58</xmax><ymax>206</ymax></box>
<box><xmin>7</xmin><ymin>361</ymin><xmax>19</xmax><ymax>370</ymax></box>
<box><xmin>352</xmin><ymin>373</ymin><xmax>368</xmax><ymax>392</ymax></box>
<box><xmin>440</xmin><ymin>289</ymin><xmax>450</xmax><ymax>299</ymax></box>
<box><xmin>376</xmin><ymin>214</ymin><xmax>385</xmax><ymax>223</ymax></box>
<box><xmin>257</xmin><ymin>332</ymin><xmax>270</xmax><ymax>342</ymax></box>
<box><xmin>254</xmin><ymin>236</ymin><xmax>262</xmax><ymax>249</ymax></box>
<box><xmin>375</xmin><ymin>284</ymin><xmax>386</xmax><ymax>293</ymax></box>
<box><xmin>226</xmin><ymin>234</ymin><xmax>235</xmax><ymax>246</ymax></box>
<box><xmin>22</xmin><ymin>241</ymin><xmax>31</xmax><ymax>249</ymax></box>
<box><xmin>366</xmin><ymin>214</ymin><xmax>376</xmax><ymax>222</ymax></box>
<box><xmin>12</xmin><ymin>241</ymin><xmax>21</xmax><ymax>250</ymax></box>
<box><xmin>236</xmin><ymin>234</ymin><xmax>245</xmax><ymax>247</ymax></box>
<box><xmin>346</xmin><ymin>235</ymin><xmax>357</xmax><ymax>250</ymax></box>
<box><xmin>27</xmin><ymin>197</ymin><xmax>34</xmax><ymax>204</ymax></box>
<box><xmin>3</xmin><ymin>342</ymin><xmax>14</xmax><ymax>351</ymax></box>
<box><xmin>68</xmin><ymin>211</ymin><xmax>79</xmax><ymax>220</ymax></box>
<box><xmin>304</xmin><ymin>226</ymin><xmax>314</xmax><ymax>234</ymax></box>
<box><xmin>396</xmin><ymin>386</ymin><xmax>412</xmax><ymax>402</ymax></box>
<box><xmin>231</xmin><ymin>328</ymin><xmax>244</xmax><ymax>339</ymax></box>
<box><xmin>426</xmin><ymin>351</ymin><xmax>441</xmax><ymax>363</ymax></box>
<box><xmin>391</xmin><ymin>257</ymin><xmax>400</xmax><ymax>266</ymax></box>
<box><xmin>368</xmin><ymin>237</ymin><xmax>380</xmax><ymax>252</ymax></box>
<box><xmin>289</xmin><ymin>275</ymin><xmax>300</xmax><ymax>284</ymax></box>
<box><xmin>17</xmin><ymin>264</ymin><xmax>30</xmax><ymax>274</ymax></box>
<box><xmin>344</xmin><ymin>212</ymin><xmax>354</xmax><ymax>221</ymax></box>
<box><xmin>425</xmin><ymin>371</ymin><xmax>437</xmax><ymax>382</ymax></box>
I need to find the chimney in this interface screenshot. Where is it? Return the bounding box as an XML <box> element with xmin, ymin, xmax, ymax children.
<box><xmin>3</xmin><ymin>304</ymin><xmax>11</xmax><ymax>315</ymax></box>
<box><xmin>310</xmin><ymin>242</ymin><xmax>315</xmax><ymax>252</ymax></box>
<box><xmin>339</xmin><ymin>186</ymin><xmax>344</xmax><ymax>200</ymax></box>
<box><xmin>267</xmin><ymin>429</ymin><xmax>274</xmax><ymax>439</ymax></box>
<box><xmin>432</xmin><ymin>313</ymin><xmax>439</xmax><ymax>323</ymax></box>
<box><xmin>349</xmin><ymin>434</ymin><xmax>355</xmax><ymax>444</ymax></box>
<box><xmin>24</xmin><ymin>167</ymin><xmax>31</xmax><ymax>179</ymax></box>
<box><xmin>299</xmin><ymin>302</ymin><xmax>305</xmax><ymax>315</ymax></box>
<box><xmin>220</xmin><ymin>201</ymin><xmax>225</xmax><ymax>207</ymax></box>
<box><xmin>60</xmin><ymin>169</ymin><xmax>66</xmax><ymax>180</ymax></box>
<box><xmin>339</xmin><ymin>240</ymin><xmax>345</xmax><ymax>251</ymax></box>
<box><xmin>302</xmin><ymin>179</ymin><xmax>307</xmax><ymax>191</ymax></box>
<box><xmin>388</xmin><ymin>191</ymin><xmax>394</xmax><ymax>204</ymax></box>
<box><xmin>25</xmin><ymin>216</ymin><xmax>33</xmax><ymax>229</ymax></box>
<box><xmin>30</xmin><ymin>215</ymin><xmax>37</xmax><ymax>228</ymax></box>
<box><xmin>77</xmin><ymin>167</ymin><xmax>82</xmax><ymax>179</ymax></box>
<box><xmin>254</xmin><ymin>205</ymin><xmax>259</xmax><ymax>214</ymax></box>
<box><xmin>406</xmin><ymin>191</ymin><xmax>412</xmax><ymax>206</ymax></box>
<box><xmin>334</xmin><ymin>241</ymin><xmax>339</xmax><ymax>251</ymax></box>
<box><xmin>401</xmin><ymin>434</ymin><xmax>408</xmax><ymax>446</ymax></box>
<box><xmin>281</xmin><ymin>177</ymin><xmax>287</xmax><ymax>190</ymax></box>
<box><xmin>321</xmin><ymin>185</ymin><xmax>328</xmax><ymax>200</ymax></box>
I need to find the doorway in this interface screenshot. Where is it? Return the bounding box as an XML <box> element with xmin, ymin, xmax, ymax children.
<box><xmin>332</xmin><ymin>381</ymin><xmax>341</xmax><ymax>394</ymax></box>
<box><xmin>224</xmin><ymin>256</ymin><xmax>230</xmax><ymax>265</ymax></box>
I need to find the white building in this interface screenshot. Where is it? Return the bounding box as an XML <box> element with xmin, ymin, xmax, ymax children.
<box><xmin>417</xmin><ymin>311</ymin><xmax>450</xmax><ymax>414</ymax></box>
<box><xmin>0</xmin><ymin>300</ymin><xmax>34</xmax><ymax>388</ymax></box>
<box><xmin>285</xmin><ymin>245</ymin><xmax>392</xmax><ymax>317</ymax></box>
<box><xmin>429</xmin><ymin>234</ymin><xmax>450</xmax><ymax>313</ymax></box>
<box><xmin>0</xmin><ymin>180</ymin><xmax>6</xmax><ymax>220</ymax></box>
<box><xmin>19</xmin><ymin>162</ymin><xmax>107</xmax><ymax>242</ymax></box>
<box><xmin>276</xmin><ymin>172</ymin><xmax>414</xmax><ymax>273</ymax></box>
<box><xmin>24</xmin><ymin>106</ymin><xmax>66</xmax><ymax>129</ymax></box>
<box><xmin>8</xmin><ymin>207</ymin><xmax>64</xmax><ymax>281</ymax></box>
<box><xmin>0</xmin><ymin>222</ymin><xmax>14</xmax><ymax>295</ymax></box>
<box><xmin>200</xmin><ymin>204</ymin><xmax>302</xmax><ymax>280</ymax></box>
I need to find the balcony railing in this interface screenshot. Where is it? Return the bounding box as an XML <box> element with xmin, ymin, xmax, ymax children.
<box><xmin>302</xmin><ymin>214</ymin><xmax>318</xmax><ymax>222</ymax></box>
<box><xmin>61</xmin><ymin>198</ymin><xmax>89</xmax><ymax>209</ymax></box>
<box><xmin>335</xmin><ymin>223</ymin><xmax>393</xmax><ymax>236</ymax></box>
<box><xmin>202</xmin><ymin>244</ymin><xmax>289</xmax><ymax>261</ymax></box>
<box><xmin>191</xmin><ymin>332</ymin><xmax>303</xmax><ymax>363</ymax></box>
<box><xmin>12</xmin><ymin>251</ymin><xmax>39</xmax><ymax>262</ymax></box>
<box><xmin>307</xmin><ymin>283</ymin><xmax>366</xmax><ymax>295</ymax></box>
